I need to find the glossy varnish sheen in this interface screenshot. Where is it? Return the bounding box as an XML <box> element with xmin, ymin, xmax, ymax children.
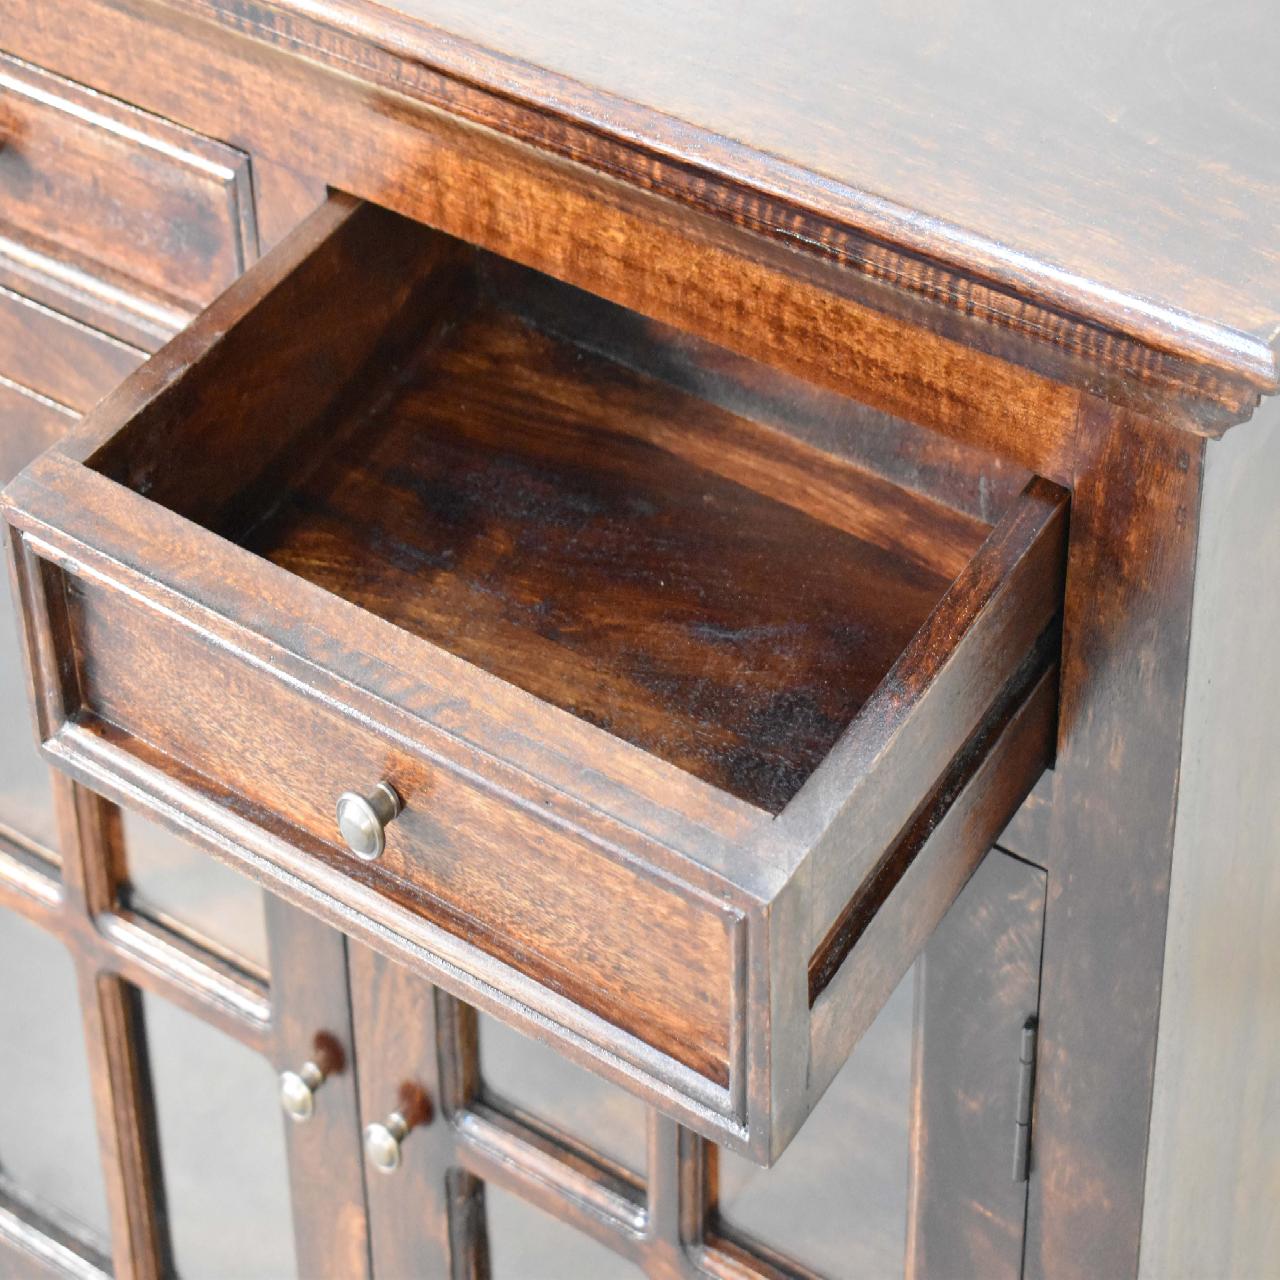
<box><xmin>238</xmin><ymin>299</ymin><xmax>985</xmax><ymax>812</ymax></box>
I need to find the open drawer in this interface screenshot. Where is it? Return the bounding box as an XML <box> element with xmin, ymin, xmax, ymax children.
<box><xmin>2</xmin><ymin>194</ymin><xmax>1066</xmax><ymax>1161</ymax></box>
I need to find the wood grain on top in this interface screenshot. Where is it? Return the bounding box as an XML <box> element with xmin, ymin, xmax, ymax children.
<box><xmin>229</xmin><ymin>0</ymin><xmax>1280</xmax><ymax>389</ymax></box>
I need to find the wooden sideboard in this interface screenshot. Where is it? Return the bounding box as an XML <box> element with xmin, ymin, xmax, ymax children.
<box><xmin>0</xmin><ymin>3</ymin><xmax>1276</xmax><ymax>1278</ymax></box>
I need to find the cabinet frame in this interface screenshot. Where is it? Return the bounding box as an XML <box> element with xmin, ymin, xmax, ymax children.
<box><xmin>0</xmin><ymin>4</ymin><xmax>1237</xmax><ymax>1274</ymax></box>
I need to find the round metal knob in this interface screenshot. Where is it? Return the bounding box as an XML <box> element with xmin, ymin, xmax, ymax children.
<box><xmin>364</xmin><ymin>1111</ymin><xmax>410</xmax><ymax>1174</ymax></box>
<box><xmin>279</xmin><ymin>1061</ymin><xmax>326</xmax><ymax>1123</ymax></box>
<box><xmin>336</xmin><ymin>782</ymin><xmax>402</xmax><ymax>861</ymax></box>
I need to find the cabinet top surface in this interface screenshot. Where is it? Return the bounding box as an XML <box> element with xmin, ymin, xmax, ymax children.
<box><xmin>287</xmin><ymin>0</ymin><xmax>1280</xmax><ymax>389</ymax></box>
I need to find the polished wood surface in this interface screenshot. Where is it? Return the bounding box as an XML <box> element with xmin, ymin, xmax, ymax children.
<box><xmin>348</xmin><ymin>944</ymin><xmax>468</xmax><ymax>1278</ymax></box>
<box><xmin>3</xmin><ymin>0</ymin><xmax>1244</xmax><ymax>449</ymax></box>
<box><xmin>63</xmin><ymin>572</ymin><xmax>739</xmax><ymax>1087</ymax></box>
<box><xmin>0</xmin><ymin>4</ymin><xmax>1275</xmax><ymax>1275</ymax></box>
<box><xmin>244</xmin><ymin>286</ymin><xmax>982</xmax><ymax>813</ymax></box>
<box><xmin>266</xmin><ymin>896</ymin><xmax>371</xmax><ymax>1280</ymax></box>
<box><xmin>0</xmin><ymin>51</ymin><xmax>257</xmax><ymax>335</ymax></box>
<box><xmin>1022</xmin><ymin>407</ymin><xmax>1204</xmax><ymax>1280</ymax></box>
<box><xmin>174</xmin><ymin>0</ymin><xmax>1280</xmax><ymax>395</ymax></box>
<box><xmin>807</xmin><ymin>662</ymin><xmax>1056</xmax><ymax>1105</ymax></box>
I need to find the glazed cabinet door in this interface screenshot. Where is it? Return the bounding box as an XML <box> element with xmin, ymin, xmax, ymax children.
<box><xmin>343</xmin><ymin>846</ymin><xmax>1047</xmax><ymax>1280</ymax></box>
<box><xmin>0</xmin><ymin>790</ymin><xmax>372</xmax><ymax>1279</ymax></box>
<box><xmin>0</xmin><ymin>48</ymin><xmax>1057</xmax><ymax>1280</ymax></box>
<box><xmin>0</xmin><ymin>52</ymin><xmax>346</xmax><ymax>1275</ymax></box>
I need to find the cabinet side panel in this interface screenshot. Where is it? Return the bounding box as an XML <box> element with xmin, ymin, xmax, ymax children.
<box><xmin>1139</xmin><ymin>401</ymin><xmax>1280</xmax><ymax>1278</ymax></box>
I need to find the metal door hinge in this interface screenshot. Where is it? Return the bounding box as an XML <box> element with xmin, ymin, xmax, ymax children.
<box><xmin>1012</xmin><ymin>1017</ymin><xmax>1037</xmax><ymax>1183</ymax></box>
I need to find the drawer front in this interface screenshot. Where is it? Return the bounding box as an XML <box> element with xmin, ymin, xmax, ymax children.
<box><xmin>61</xmin><ymin>569</ymin><xmax>737</xmax><ymax>1090</ymax></box>
<box><xmin>0</xmin><ymin>376</ymin><xmax>74</xmax><ymax>480</ymax></box>
<box><xmin>0</xmin><ymin>52</ymin><xmax>257</xmax><ymax>325</ymax></box>
<box><xmin>0</xmin><ymin>285</ymin><xmax>145</xmax><ymax>415</ymax></box>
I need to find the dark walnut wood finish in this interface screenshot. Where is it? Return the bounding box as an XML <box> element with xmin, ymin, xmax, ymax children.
<box><xmin>4</xmin><ymin>193</ymin><xmax>1065</xmax><ymax>1160</ymax></box>
<box><xmin>0</xmin><ymin>1</ymin><xmax>1276</xmax><ymax>1277</ymax></box>
<box><xmin>0</xmin><ymin>51</ymin><xmax>258</xmax><ymax>346</ymax></box>
<box><xmin>291</xmin><ymin>0</ymin><xmax>1280</xmax><ymax>399</ymax></box>
<box><xmin>339</xmin><ymin>850</ymin><xmax>1048</xmax><ymax>1280</ymax></box>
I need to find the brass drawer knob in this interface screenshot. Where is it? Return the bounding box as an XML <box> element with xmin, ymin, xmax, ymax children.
<box><xmin>364</xmin><ymin>1111</ymin><xmax>410</xmax><ymax>1174</ymax></box>
<box><xmin>279</xmin><ymin>1061</ymin><xmax>326</xmax><ymax>1123</ymax></box>
<box><xmin>336</xmin><ymin>782</ymin><xmax>402</xmax><ymax>861</ymax></box>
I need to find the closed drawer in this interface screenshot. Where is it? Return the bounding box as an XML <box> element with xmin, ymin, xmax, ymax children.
<box><xmin>0</xmin><ymin>375</ymin><xmax>74</xmax><ymax>482</ymax></box>
<box><xmin>0</xmin><ymin>284</ymin><xmax>145</xmax><ymax>411</ymax></box>
<box><xmin>0</xmin><ymin>278</ymin><xmax>148</xmax><ymax>512</ymax></box>
<box><xmin>0</xmin><ymin>52</ymin><xmax>257</xmax><ymax>344</ymax></box>
<box><xmin>0</xmin><ymin>281</ymin><xmax>146</xmax><ymax>510</ymax></box>
<box><xmin>3</xmin><ymin>195</ymin><xmax>1066</xmax><ymax>1160</ymax></box>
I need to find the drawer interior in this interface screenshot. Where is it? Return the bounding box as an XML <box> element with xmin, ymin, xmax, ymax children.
<box><xmin>88</xmin><ymin>205</ymin><xmax>1003</xmax><ymax>815</ymax></box>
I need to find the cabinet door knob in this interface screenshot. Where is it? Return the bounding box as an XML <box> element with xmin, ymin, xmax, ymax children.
<box><xmin>279</xmin><ymin>1061</ymin><xmax>327</xmax><ymax>1123</ymax></box>
<box><xmin>336</xmin><ymin>782</ymin><xmax>402</xmax><ymax>861</ymax></box>
<box><xmin>364</xmin><ymin>1111</ymin><xmax>410</xmax><ymax>1174</ymax></box>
